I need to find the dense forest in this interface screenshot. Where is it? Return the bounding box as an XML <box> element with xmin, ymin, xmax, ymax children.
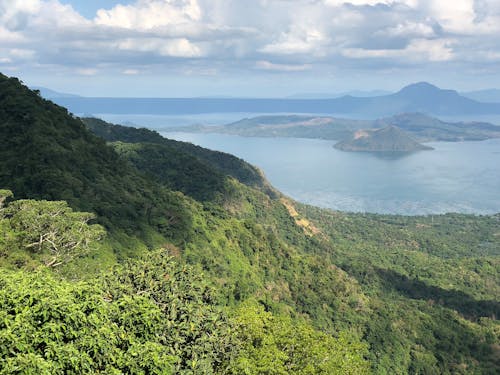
<box><xmin>0</xmin><ymin>73</ymin><xmax>498</xmax><ymax>374</ymax></box>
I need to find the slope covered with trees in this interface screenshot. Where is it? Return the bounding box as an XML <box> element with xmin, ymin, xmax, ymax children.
<box><xmin>0</xmin><ymin>73</ymin><xmax>498</xmax><ymax>374</ymax></box>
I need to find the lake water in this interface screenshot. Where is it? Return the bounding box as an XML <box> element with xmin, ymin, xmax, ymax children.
<box><xmin>161</xmin><ymin>132</ymin><xmax>500</xmax><ymax>215</ymax></box>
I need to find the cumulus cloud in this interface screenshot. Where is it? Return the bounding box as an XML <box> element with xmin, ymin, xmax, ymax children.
<box><xmin>343</xmin><ymin>38</ymin><xmax>455</xmax><ymax>62</ymax></box>
<box><xmin>116</xmin><ymin>37</ymin><xmax>202</xmax><ymax>57</ymax></box>
<box><xmin>0</xmin><ymin>0</ymin><xmax>500</xmax><ymax>84</ymax></box>
<box><xmin>259</xmin><ymin>27</ymin><xmax>329</xmax><ymax>56</ymax></box>
<box><xmin>95</xmin><ymin>0</ymin><xmax>202</xmax><ymax>29</ymax></box>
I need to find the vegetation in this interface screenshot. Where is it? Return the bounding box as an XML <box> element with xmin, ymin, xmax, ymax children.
<box><xmin>0</xmin><ymin>73</ymin><xmax>498</xmax><ymax>374</ymax></box>
<box><xmin>334</xmin><ymin>125</ymin><xmax>433</xmax><ymax>152</ymax></box>
<box><xmin>82</xmin><ymin>117</ymin><xmax>272</xmax><ymax>195</ymax></box>
<box><xmin>173</xmin><ymin>112</ymin><xmax>500</xmax><ymax>143</ymax></box>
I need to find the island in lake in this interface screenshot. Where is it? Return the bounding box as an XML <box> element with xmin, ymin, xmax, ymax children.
<box><xmin>333</xmin><ymin>125</ymin><xmax>434</xmax><ymax>152</ymax></box>
<box><xmin>167</xmin><ymin>112</ymin><xmax>500</xmax><ymax>144</ymax></box>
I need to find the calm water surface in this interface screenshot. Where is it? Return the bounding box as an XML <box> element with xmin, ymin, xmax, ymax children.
<box><xmin>161</xmin><ymin>132</ymin><xmax>500</xmax><ymax>215</ymax></box>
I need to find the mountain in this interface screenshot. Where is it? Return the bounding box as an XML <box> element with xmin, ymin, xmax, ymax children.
<box><xmin>31</xmin><ymin>86</ymin><xmax>80</xmax><ymax>99</ymax></box>
<box><xmin>287</xmin><ymin>90</ymin><xmax>392</xmax><ymax>99</ymax></box>
<box><xmin>383</xmin><ymin>82</ymin><xmax>491</xmax><ymax>114</ymax></box>
<box><xmin>376</xmin><ymin>112</ymin><xmax>500</xmax><ymax>141</ymax></box>
<box><xmin>82</xmin><ymin>117</ymin><xmax>276</xmax><ymax>199</ymax></box>
<box><xmin>334</xmin><ymin>125</ymin><xmax>433</xmax><ymax>152</ymax></box>
<box><xmin>0</xmin><ymin>73</ymin><xmax>271</xmax><ymax>247</ymax></box>
<box><xmin>461</xmin><ymin>89</ymin><xmax>500</xmax><ymax>103</ymax></box>
<box><xmin>175</xmin><ymin>112</ymin><xmax>500</xmax><ymax>142</ymax></box>
<box><xmin>51</xmin><ymin>82</ymin><xmax>500</xmax><ymax>117</ymax></box>
<box><xmin>1</xmin><ymin>73</ymin><xmax>499</xmax><ymax>374</ymax></box>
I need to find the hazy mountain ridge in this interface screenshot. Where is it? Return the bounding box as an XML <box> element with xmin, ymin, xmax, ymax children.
<box><xmin>50</xmin><ymin>82</ymin><xmax>500</xmax><ymax>117</ymax></box>
<box><xmin>461</xmin><ymin>89</ymin><xmax>500</xmax><ymax>103</ymax></box>
<box><xmin>31</xmin><ymin>86</ymin><xmax>80</xmax><ymax>99</ymax></box>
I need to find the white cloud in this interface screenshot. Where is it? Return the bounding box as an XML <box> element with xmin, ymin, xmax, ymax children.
<box><xmin>324</xmin><ymin>0</ymin><xmax>417</xmax><ymax>6</ymax></box>
<box><xmin>255</xmin><ymin>60</ymin><xmax>312</xmax><ymax>71</ymax></box>
<box><xmin>260</xmin><ymin>27</ymin><xmax>329</xmax><ymax>55</ymax></box>
<box><xmin>0</xmin><ymin>26</ymin><xmax>25</xmax><ymax>43</ymax></box>
<box><xmin>76</xmin><ymin>68</ymin><xmax>98</xmax><ymax>75</ymax></box>
<box><xmin>379</xmin><ymin>21</ymin><xmax>436</xmax><ymax>38</ymax></box>
<box><xmin>122</xmin><ymin>69</ymin><xmax>140</xmax><ymax>75</ymax></box>
<box><xmin>9</xmin><ymin>48</ymin><xmax>36</xmax><ymax>59</ymax></box>
<box><xmin>117</xmin><ymin>37</ymin><xmax>202</xmax><ymax>57</ymax></box>
<box><xmin>0</xmin><ymin>0</ymin><xmax>41</xmax><ymax>30</ymax></box>
<box><xmin>94</xmin><ymin>0</ymin><xmax>202</xmax><ymax>30</ymax></box>
<box><xmin>0</xmin><ymin>0</ymin><xmax>500</xmax><ymax>83</ymax></box>
<box><xmin>343</xmin><ymin>38</ymin><xmax>455</xmax><ymax>62</ymax></box>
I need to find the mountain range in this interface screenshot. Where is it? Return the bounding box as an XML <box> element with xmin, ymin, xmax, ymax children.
<box><xmin>47</xmin><ymin>82</ymin><xmax>500</xmax><ymax>117</ymax></box>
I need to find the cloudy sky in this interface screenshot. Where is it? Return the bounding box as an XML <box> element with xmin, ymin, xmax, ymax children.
<box><xmin>1</xmin><ymin>0</ymin><xmax>500</xmax><ymax>97</ymax></box>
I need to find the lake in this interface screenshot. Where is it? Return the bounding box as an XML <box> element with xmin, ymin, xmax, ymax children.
<box><xmin>161</xmin><ymin>132</ymin><xmax>500</xmax><ymax>215</ymax></box>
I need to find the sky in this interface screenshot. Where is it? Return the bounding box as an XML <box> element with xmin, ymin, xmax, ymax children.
<box><xmin>1</xmin><ymin>0</ymin><xmax>500</xmax><ymax>97</ymax></box>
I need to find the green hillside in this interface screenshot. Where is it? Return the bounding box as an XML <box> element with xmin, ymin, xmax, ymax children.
<box><xmin>83</xmin><ymin>117</ymin><xmax>273</xmax><ymax>195</ymax></box>
<box><xmin>0</xmin><ymin>73</ymin><xmax>498</xmax><ymax>374</ymax></box>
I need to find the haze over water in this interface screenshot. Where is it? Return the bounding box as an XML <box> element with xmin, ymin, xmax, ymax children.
<box><xmin>162</xmin><ymin>132</ymin><xmax>500</xmax><ymax>215</ymax></box>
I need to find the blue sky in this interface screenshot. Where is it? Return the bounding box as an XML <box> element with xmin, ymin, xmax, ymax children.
<box><xmin>58</xmin><ymin>1</ymin><xmax>135</xmax><ymax>19</ymax></box>
<box><xmin>2</xmin><ymin>0</ymin><xmax>500</xmax><ymax>97</ymax></box>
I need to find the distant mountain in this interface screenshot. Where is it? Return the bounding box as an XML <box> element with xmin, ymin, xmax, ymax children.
<box><xmin>287</xmin><ymin>90</ymin><xmax>392</xmax><ymax>99</ymax></box>
<box><xmin>179</xmin><ymin>115</ymin><xmax>369</xmax><ymax>140</ymax></box>
<box><xmin>334</xmin><ymin>125</ymin><xmax>433</xmax><ymax>152</ymax></box>
<box><xmin>51</xmin><ymin>82</ymin><xmax>500</xmax><ymax>117</ymax></box>
<box><xmin>31</xmin><ymin>86</ymin><xmax>80</xmax><ymax>99</ymax></box>
<box><xmin>376</xmin><ymin>112</ymin><xmax>500</xmax><ymax>142</ymax></box>
<box><xmin>461</xmin><ymin>89</ymin><xmax>500</xmax><ymax>103</ymax></box>
<box><xmin>174</xmin><ymin>112</ymin><xmax>500</xmax><ymax>143</ymax></box>
<box><xmin>382</xmin><ymin>82</ymin><xmax>490</xmax><ymax>114</ymax></box>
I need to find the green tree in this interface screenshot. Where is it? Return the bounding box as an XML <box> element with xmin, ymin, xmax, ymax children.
<box><xmin>231</xmin><ymin>302</ymin><xmax>371</xmax><ymax>375</ymax></box>
<box><xmin>4</xmin><ymin>199</ymin><xmax>105</xmax><ymax>267</ymax></box>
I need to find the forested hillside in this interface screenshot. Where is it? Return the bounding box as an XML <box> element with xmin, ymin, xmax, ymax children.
<box><xmin>0</xmin><ymin>73</ymin><xmax>498</xmax><ymax>374</ymax></box>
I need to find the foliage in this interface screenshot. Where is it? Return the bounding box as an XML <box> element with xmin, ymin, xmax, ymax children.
<box><xmin>102</xmin><ymin>249</ymin><xmax>238</xmax><ymax>374</ymax></box>
<box><xmin>0</xmin><ymin>74</ymin><xmax>192</xmax><ymax>248</ymax></box>
<box><xmin>110</xmin><ymin>141</ymin><xmax>230</xmax><ymax>202</ymax></box>
<box><xmin>3</xmin><ymin>199</ymin><xmax>105</xmax><ymax>267</ymax></box>
<box><xmin>82</xmin><ymin>117</ymin><xmax>273</xmax><ymax>194</ymax></box>
<box><xmin>231</xmin><ymin>301</ymin><xmax>370</xmax><ymax>375</ymax></box>
<box><xmin>0</xmin><ymin>268</ymin><xmax>176</xmax><ymax>374</ymax></box>
<box><xmin>299</xmin><ymin>204</ymin><xmax>500</xmax><ymax>374</ymax></box>
<box><xmin>0</xmin><ymin>250</ymin><xmax>241</xmax><ymax>374</ymax></box>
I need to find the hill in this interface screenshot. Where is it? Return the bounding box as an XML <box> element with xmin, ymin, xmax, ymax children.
<box><xmin>0</xmin><ymin>73</ymin><xmax>499</xmax><ymax>374</ymax></box>
<box><xmin>175</xmin><ymin>112</ymin><xmax>500</xmax><ymax>142</ymax></box>
<box><xmin>82</xmin><ymin>117</ymin><xmax>274</xmax><ymax>197</ymax></box>
<box><xmin>334</xmin><ymin>125</ymin><xmax>434</xmax><ymax>152</ymax></box>
<box><xmin>51</xmin><ymin>82</ymin><xmax>500</xmax><ymax>117</ymax></box>
<box><xmin>177</xmin><ymin>115</ymin><xmax>369</xmax><ymax>140</ymax></box>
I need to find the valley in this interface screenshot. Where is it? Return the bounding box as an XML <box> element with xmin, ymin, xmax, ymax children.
<box><xmin>0</xmin><ymin>74</ymin><xmax>499</xmax><ymax>374</ymax></box>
